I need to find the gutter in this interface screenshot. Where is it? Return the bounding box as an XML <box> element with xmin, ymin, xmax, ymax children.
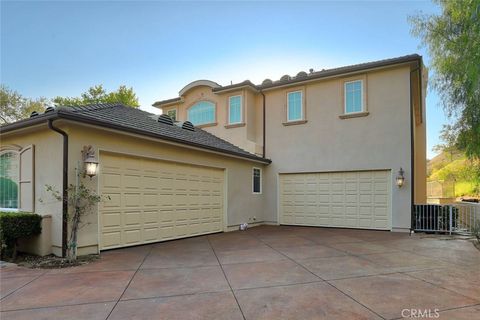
<box><xmin>47</xmin><ymin>119</ymin><xmax>68</xmax><ymax>257</ymax></box>
<box><xmin>261</xmin><ymin>91</ymin><xmax>266</xmax><ymax>158</ymax></box>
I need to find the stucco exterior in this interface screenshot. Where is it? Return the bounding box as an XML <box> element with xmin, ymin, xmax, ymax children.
<box><xmin>0</xmin><ymin>54</ymin><xmax>427</xmax><ymax>256</ymax></box>
<box><xmin>157</xmin><ymin>61</ymin><xmax>427</xmax><ymax>232</ymax></box>
<box><xmin>1</xmin><ymin>121</ymin><xmax>268</xmax><ymax>255</ymax></box>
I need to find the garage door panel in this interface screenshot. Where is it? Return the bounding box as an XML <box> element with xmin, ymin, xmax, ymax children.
<box><xmin>280</xmin><ymin>170</ymin><xmax>391</xmax><ymax>230</ymax></box>
<box><xmin>99</xmin><ymin>152</ymin><xmax>224</xmax><ymax>250</ymax></box>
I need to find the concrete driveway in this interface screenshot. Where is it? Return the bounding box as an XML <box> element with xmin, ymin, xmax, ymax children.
<box><xmin>1</xmin><ymin>226</ymin><xmax>479</xmax><ymax>320</ymax></box>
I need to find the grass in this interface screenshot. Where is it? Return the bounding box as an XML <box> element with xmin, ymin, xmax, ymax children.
<box><xmin>455</xmin><ymin>181</ymin><xmax>477</xmax><ymax>197</ymax></box>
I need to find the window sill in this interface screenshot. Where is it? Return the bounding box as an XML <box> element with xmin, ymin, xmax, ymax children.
<box><xmin>195</xmin><ymin>122</ymin><xmax>217</xmax><ymax>128</ymax></box>
<box><xmin>0</xmin><ymin>208</ymin><xmax>19</xmax><ymax>212</ymax></box>
<box><xmin>339</xmin><ymin>111</ymin><xmax>369</xmax><ymax>119</ymax></box>
<box><xmin>282</xmin><ymin>120</ymin><xmax>308</xmax><ymax>126</ymax></box>
<box><xmin>224</xmin><ymin>123</ymin><xmax>246</xmax><ymax>129</ymax></box>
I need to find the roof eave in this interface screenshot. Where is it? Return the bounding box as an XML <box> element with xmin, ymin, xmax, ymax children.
<box><xmin>260</xmin><ymin>55</ymin><xmax>422</xmax><ymax>91</ymax></box>
<box><xmin>152</xmin><ymin>97</ymin><xmax>184</xmax><ymax>109</ymax></box>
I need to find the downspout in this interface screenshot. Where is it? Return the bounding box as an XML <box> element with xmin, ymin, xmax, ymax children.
<box><xmin>409</xmin><ymin>63</ymin><xmax>420</xmax><ymax>234</ymax></box>
<box><xmin>261</xmin><ymin>91</ymin><xmax>266</xmax><ymax>158</ymax></box>
<box><xmin>48</xmin><ymin>119</ymin><xmax>68</xmax><ymax>257</ymax></box>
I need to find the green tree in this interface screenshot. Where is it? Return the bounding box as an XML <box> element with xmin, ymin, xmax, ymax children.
<box><xmin>0</xmin><ymin>85</ymin><xmax>49</xmax><ymax>124</ymax></box>
<box><xmin>410</xmin><ymin>0</ymin><xmax>480</xmax><ymax>160</ymax></box>
<box><xmin>53</xmin><ymin>85</ymin><xmax>139</xmax><ymax>108</ymax></box>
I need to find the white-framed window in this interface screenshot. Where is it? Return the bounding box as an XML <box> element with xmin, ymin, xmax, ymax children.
<box><xmin>166</xmin><ymin>109</ymin><xmax>177</xmax><ymax>121</ymax></box>
<box><xmin>0</xmin><ymin>151</ymin><xmax>20</xmax><ymax>210</ymax></box>
<box><xmin>252</xmin><ymin>167</ymin><xmax>262</xmax><ymax>194</ymax></box>
<box><xmin>344</xmin><ymin>80</ymin><xmax>364</xmax><ymax>114</ymax></box>
<box><xmin>228</xmin><ymin>95</ymin><xmax>242</xmax><ymax>124</ymax></box>
<box><xmin>188</xmin><ymin>101</ymin><xmax>216</xmax><ymax>125</ymax></box>
<box><xmin>287</xmin><ymin>91</ymin><xmax>303</xmax><ymax>122</ymax></box>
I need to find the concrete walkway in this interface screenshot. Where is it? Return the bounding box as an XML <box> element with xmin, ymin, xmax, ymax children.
<box><xmin>1</xmin><ymin>226</ymin><xmax>479</xmax><ymax>319</ymax></box>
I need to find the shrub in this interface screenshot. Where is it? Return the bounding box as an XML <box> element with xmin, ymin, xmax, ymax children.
<box><xmin>0</xmin><ymin>212</ymin><xmax>42</xmax><ymax>259</ymax></box>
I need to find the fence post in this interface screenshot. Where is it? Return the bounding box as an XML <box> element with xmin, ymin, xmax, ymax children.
<box><xmin>449</xmin><ymin>205</ymin><xmax>453</xmax><ymax>235</ymax></box>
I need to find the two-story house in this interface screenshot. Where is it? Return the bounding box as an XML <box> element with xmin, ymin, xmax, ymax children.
<box><xmin>153</xmin><ymin>54</ymin><xmax>427</xmax><ymax>233</ymax></box>
<box><xmin>0</xmin><ymin>54</ymin><xmax>426</xmax><ymax>256</ymax></box>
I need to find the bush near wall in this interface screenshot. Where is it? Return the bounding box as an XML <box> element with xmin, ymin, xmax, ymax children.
<box><xmin>0</xmin><ymin>212</ymin><xmax>42</xmax><ymax>259</ymax></box>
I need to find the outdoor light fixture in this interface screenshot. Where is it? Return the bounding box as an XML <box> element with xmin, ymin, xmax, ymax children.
<box><xmin>82</xmin><ymin>145</ymin><xmax>99</xmax><ymax>178</ymax></box>
<box><xmin>396</xmin><ymin>167</ymin><xmax>405</xmax><ymax>188</ymax></box>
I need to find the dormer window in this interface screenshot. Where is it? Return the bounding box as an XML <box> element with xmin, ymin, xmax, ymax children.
<box><xmin>166</xmin><ymin>109</ymin><xmax>177</xmax><ymax>121</ymax></box>
<box><xmin>188</xmin><ymin>101</ymin><xmax>216</xmax><ymax>126</ymax></box>
<box><xmin>228</xmin><ymin>95</ymin><xmax>242</xmax><ymax>124</ymax></box>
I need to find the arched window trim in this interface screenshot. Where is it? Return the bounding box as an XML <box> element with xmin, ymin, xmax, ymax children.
<box><xmin>0</xmin><ymin>147</ymin><xmax>21</xmax><ymax>211</ymax></box>
<box><xmin>187</xmin><ymin>100</ymin><xmax>217</xmax><ymax>126</ymax></box>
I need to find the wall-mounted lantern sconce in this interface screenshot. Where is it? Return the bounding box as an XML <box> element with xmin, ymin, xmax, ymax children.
<box><xmin>82</xmin><ymin>145</ymin><xmax>98</xmax><ymax>178</ymax></box>
<box><xmin>396</xmin><ymin>167</ymin><xmax>405</xmax><ymax>188</ymax></box>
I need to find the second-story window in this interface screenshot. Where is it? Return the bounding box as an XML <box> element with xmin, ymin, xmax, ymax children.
<box><xmin>228</xmin><ymin>95</ymin><xmax>242</xmax><ymax>124</ymax></box>
<box><xmin>344</xmin><ymin>80</ymin><xmax>364</xmax><ymax>114</ymax></box>
<box><xmin>188</xmin><ymin>101</ymin><xmax>216</xmax><ymax>126</ymax></box>
<box><xmin>166</xmin><ymin>109</ymin><xmax>177</xmax><ymax>121</ymax></box>
<box><xmin>287</xmin><ymin>91</ymin><xmax>303</xmax><ymax>122</ymax></box>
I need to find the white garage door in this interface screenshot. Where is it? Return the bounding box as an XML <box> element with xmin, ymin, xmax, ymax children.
<box><xmin>279</xmin><ymin>170</ymin><xmax>391</xmax><ymax>230</ymax></box>
<box><xmin>99</xmin><ymin>152</ymin><xmax>224</xmax><ymax>249</ymax></box>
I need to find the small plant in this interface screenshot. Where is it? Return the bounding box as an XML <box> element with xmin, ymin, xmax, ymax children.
<box><xmin>44</xmin><ymin>183</ymin><xmax>107</xmax><ymax>261</ymax></box>
<box><xmin>0</xmin><ymin>212</ymin><xmax>42</xmax><ymax>259</ymax></box>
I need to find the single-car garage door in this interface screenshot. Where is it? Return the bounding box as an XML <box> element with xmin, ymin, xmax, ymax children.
<box><xmin>279</xmin><ymin>170</ymin><xmax>391</xmax><ymax>230</ymax></box>
<box><xmin>99</xmin><ymin>152</ymin><xmax>224</xmax><ymax>249</ymax></box>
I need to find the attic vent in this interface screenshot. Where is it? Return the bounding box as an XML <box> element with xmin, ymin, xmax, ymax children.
<box><xmin>296</xmin><ymin>71</ymin><xmax>307</xmax><ymax>78</ymax></box>
<box><xmin>158</xmin><ymin>114</ymin><xmax>174</xmax><ymax>125</ymax></box>
<box><xmin>262</xmin><ymin>79</ymin><xmax>273</xmax><ymax>85</ymax></box>
<box><xmin>182</xmin><ymin>121</ymin><xmax>195</xmax><ymax>131</ymax></box>
<box><xmin>44</xmin><ymin>106</ymin><xmax>55</xmax><ymax>113</ymax></box>
<box><xmin>280</xmin><ymin>75</ymin><xmax>291</xmax><ymax>81</ymax></box>
<box><xmin>30</xmin><ymin>111</ymin><xmax>39</xmax><ymax>117</ymax></box>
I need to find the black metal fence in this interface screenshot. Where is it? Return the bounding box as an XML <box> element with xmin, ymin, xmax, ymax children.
<box><xmin>413</xmin><ymin>203</ymin><xmax>479</xmax><ymax>235</ymax></box>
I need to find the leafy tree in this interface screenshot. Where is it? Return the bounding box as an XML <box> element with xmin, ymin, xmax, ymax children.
<box><xmin>0</xmin><ymin>85</ymin><xmax>49</xmax><ymax>124</ymax></box>
<box><xmin>410</xmin><ymin>0</ymin><xmax>480</xmax><ymax>160</ymax></box>
<box><xmin>53</xmin><ymin>85</ymin><xmax>139</xmax><ymax>108</ymax></box>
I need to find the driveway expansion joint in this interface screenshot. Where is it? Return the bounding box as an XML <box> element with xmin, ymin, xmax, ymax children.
<box><xmin>206</xmin><ymin>236</ymin><xmax>247</xmax><ymax>320</ymax></box>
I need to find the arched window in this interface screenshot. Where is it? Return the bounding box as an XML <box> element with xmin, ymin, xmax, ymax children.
<box><xmin>0</xmin><ymin>151</ymin><xmax>20</xmax><ymax>209</ymax></box>
<box><xmin>187</xmin><ymin>101</ymin><xmax>215</xmax><ymax>126</ymax></box>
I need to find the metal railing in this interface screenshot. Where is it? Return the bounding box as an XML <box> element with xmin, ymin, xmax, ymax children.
<box><xmin>413</xmin><ymin>202</ymin><xmax>480</xmax><ymax>235</ymax></box>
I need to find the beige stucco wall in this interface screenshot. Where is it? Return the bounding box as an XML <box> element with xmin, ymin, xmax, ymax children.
<box><xmin>413</xmin><ymin>67</ymin><xmax>428</xmax><ymax>204</ymax></box>
<box><xmin>262</xmin><ymin>66</ymin><xmax>414</xmax><ymax>230</ymax></box>
<box><xmin>2</xmin><ymin>122</ymin><xmax>267</xmax><ymax>256</ymax></box>
<box><xmin>64</xmin><ymin>123</ymin><xmax>267</xmax><ymax>255</ymax></box>
<box><xmin>1</xmin><ymin>126</ymin><xmax>63</xmax><ymax>255</ymax></box>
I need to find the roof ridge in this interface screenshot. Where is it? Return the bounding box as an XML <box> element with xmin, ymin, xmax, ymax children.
<box><xmin>59</xmin><ymin>103</ymin><xmax>124</xmax><ymax>113</ymax></box>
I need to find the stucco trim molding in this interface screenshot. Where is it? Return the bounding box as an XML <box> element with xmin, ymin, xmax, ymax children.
<box><xmin>195</xmin><ymin>122</ymin><xmax>218</xmax><ymax>129</ymax></box>
<box><xmin>224</xmin><ymin>123</ymin><xmax>246</xmax><ymax>129</ymax></box>
<box><xmin>179</xmin><ymin>80</ymin><xmax>221</xmax><ymax>96</ymax></box>
<box><xmin>339</xmin><ymin>111</ymin><xmax>370</xmax><ymax>119</ymax></box>
<box><xmin>282</xmin><ymin>120</ymin><xmax>308</xmax><ymax>126</ymax></box>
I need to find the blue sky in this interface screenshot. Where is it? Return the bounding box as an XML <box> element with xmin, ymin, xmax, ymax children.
<box><xmin>1</xmin><ymin>1</ymin><xmax>446</xmax><ymax>159</ymax></box>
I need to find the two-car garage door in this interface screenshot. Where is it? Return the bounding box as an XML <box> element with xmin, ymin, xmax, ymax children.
<box><xmin>99</xmin><ymin>152</ymin><xmax>224</xmax><ymax>250</ymax></box>
<box><xmin>279</xmin><ymin>170</ymin><xmax>391</xmax><ymax>230</ymax></box>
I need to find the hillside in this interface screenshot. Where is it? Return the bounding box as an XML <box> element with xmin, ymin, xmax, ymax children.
<box><xmin>427</xmin><ymin>150</ymin><xmax>479</xmax><ymax>197</ymax></box>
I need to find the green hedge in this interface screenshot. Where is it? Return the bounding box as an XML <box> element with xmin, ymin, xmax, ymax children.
<box><xmin>0</xmin><ymin>212</ymin><xmax>42</xmax><ymax>259</ymax></box>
